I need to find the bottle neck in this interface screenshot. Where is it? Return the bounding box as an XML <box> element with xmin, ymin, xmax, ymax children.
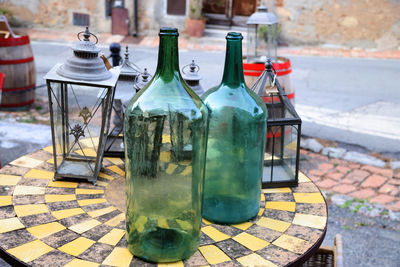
<box><xmin>154</xmin><ymin>35</ymin><xmax>180</xmax><ymax>80</ymax></box>
<box><xmin>221</xmin><ymin>38</ymin><xmax>245</xmax><ymax>87</ymax></box>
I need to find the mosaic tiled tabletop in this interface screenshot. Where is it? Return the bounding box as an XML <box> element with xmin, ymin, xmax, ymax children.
<box><xmin>0</xmin><ymin>146</ymin><xmax>327</xmax><ymax>267</ymax></box>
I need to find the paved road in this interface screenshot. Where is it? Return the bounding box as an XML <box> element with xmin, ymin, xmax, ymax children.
<box><xmin>33</xmin><ymin>41</ymin><xmax>400</xmax><ymax>155</ymax></box>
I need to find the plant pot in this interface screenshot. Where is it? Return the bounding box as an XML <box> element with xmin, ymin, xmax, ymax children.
<box><xmin>185</xmin><ymin>18</ymin><xmax>206</xmax><ymax>37</ymax></box>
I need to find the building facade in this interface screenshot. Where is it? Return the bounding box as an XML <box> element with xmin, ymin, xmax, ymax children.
<box><xmin>1</xmin><ymin>0</ymin><xmax>399</xmax><ymax>50</ymax></box>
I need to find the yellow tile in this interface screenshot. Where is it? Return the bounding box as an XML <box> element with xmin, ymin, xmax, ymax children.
<box><xmin>162</xmin><ymin>134</ymin><xmax>171</xmax><ymax>144</ymax></box>
<box><xmin>75</xmin><ymin>148</ymin><xmax>97</xmax><ymax>157</ymax></box>
<box><xmin>76</xmin><ymin>188</ymin><xmax>104</xmax><ymax>195</ymax></box>
<box><xmin>0</xmin><ymin>217</ymin><xmax>25</xmax><ymax>233</ymax></box>
<box><xmin>260</xmin><ymin>193</ymin><xmax>265</xmax><ymax>202</ymax></box>
<box><xmin>232</xmin><ymin>221</ymin><xmax>253</xmax><ymax>231</ymax></box>
<box><xmin>257</xmin><ymin>208</ymin><xmax>264</xmax><ymax>216</ymax></box>
<box><xmin>158</xmin><ymin>262</ymin><xmax>184</xmax><ymax>267</ymax></box>
<box><xmin>7</xmin><ymin>239</ymin><xmax>53</xmax><ymax>263</ymax></box>
<box><xmin>102</xmin><ymin>247</ymin><xmax>133</xmax><ymax>267</ymax></box>
<box><xmin>202</xmin><ymin>218</ymin><xmax>212</xmax><ymax>225</ymax></box>
<box><xmin>43</xmin><ymin>146</ymin><xmax>54</xmax><ymax>153</ymax></box>
<box><xmin>157</xmin><ymin>217</ymin><xmax>169</xmax><ymax>228</ymax></box>
<box><xmin>97</xmin><ymin>180</ymin><xmax>108</xmax><ymax>187</ymax></box>
<box><xmin>98</xmin><ymin>228</ymin><xmax>125</xmax><ymax>246</ymax></box>
<box><xmin>13</xmin><ymin>185</ymin><xmax>45</xmax><ymax>196</ymax></box>
<box><xmin>0</xmin><ymin>196</ymin><xmax>12</xmax><ymax>207</ymax></box>
<box><xmin>105</xmin><ymin>213</ymin><xmax>125</xmax><ymax>227</ymax></box>
<box><xmin>27</xmin><ymin>222</ymin><xmax>66</xmax><ymax>239</ymax></box>
<box><xmin>256</xmin><ymin>217</ymin><xmax>291</xmax><ymax>232</ymax></box>
<box><xmin>77</xmin><ymin>198</ymin><xmax>107</xmax><ymax>206</ymax></box>
<box><xmin>45</xmin><ymin>194</ymin><xmax>76</xmax><ymax>203</ymax></box>
<box><xmin>160</xmin><ymin>151</ymin><xmax>171</xmax><ymax>162</ymax></box>
<box><xmin>107</xmin><ymin>165</ymin><xmax>125</xmax><ymax>177</ymax></box>
<box><xmin>105</xmin><ymin>157</ymin><xmax>124</xmax><ymax>165</ymax></box>
<box><xmin>236</xmin><ymin>253</ymin><xmax>278</xmax><ymax>267</ymax></box>
<box><xmin>46</xmin><ymin>158</ymin><xmax>54</xmax><ymax>164</ymax></box>
<box><xmin>87</xmin><ymin>206</ymin><xmax>116</xmax><ymax>218</ymax></box>
<box><xmin>272</xmin><ymin>234</ymin><xmax>309</xmax><ymax>254</ymax></box>
<box><xmin>52</xmin><ymin>208</ymin><xmax>85</xmax><ymax>220</ymax></box>
<box><xmin>14</xmin><ymin>204</ymin><xmax>49</xmax><ymax>217</ymax></box>
<box><xmin>80</xmin><ymin>137</ymin><xmax>99</xmax><ymax>148</ymax></box>
<box><xmin>58</xmin><ymin>237</ymin><xmax>95</xmax><ymax>256</ymax></box>
<box><xmin>262</xmin><ymin>187</ymin><xmax>291</xmax><ymax>194</ymax></box>
<box><xmin>180</xmin><ymin>166</ymin><xmax>192</xmax><ymax>176</ymax></box>
<box><xmin>293</xmin><ymin>193</ymin><xmax>325</xmax><ymax>204</ymax></box>
<box><xmin>98</xmin><ymin>172</ymin><xmax>114</xmax><ymax>181</ymax></box>
<box><xmin>292</xmin><ymin>213</ymin><xmax>327</xmax><ymax>230</ymax></box>
<box><xmin>298</xmin><ymin>172</ymin><xmax>311</xmax><ymax>183</ymax></box>
<box><xmin>201</xmin><ymin>226</ymin><xmax>230</xmax><ymax>242</ymax></box>
<box><xmin>47</xmin><ymin>180</ymin><xmax>78</xmax><ymax>188</ymax></box>
<box><xmin>198</xmin><ymin>245</ymin><xmax>230</xmax><ymax>265</ymax></box>
<box><xmin>24</xmin><ymin>169</ymin><xmax>54</xmax><ymax>180</ymax></box>
<box><xmin>166</xmin><ymin>163</ymin><xmax>178</xmax><ymax>174</ymax></box>
<box><xmin>0</xmin><ymin>174</ymin><xmax>21</xmax><ymax>186</ymax></box>
<box><xmin>10</xmin><ymin>156</ymin><xmax>43</xmax><ymax>168</ymax></box>
<box><xmin>64</xmin><ymin>258</ymin><xmax>99</xmax><ymax>267</ymax></box>
<box><xmin>265</xmin><ymin>201</ymin><xmax>296</xmax><ymax>212</ymax></box>
<box><xmin>69</xmin><ymin>219</ymin><xmax>102</xmax><ymax>234</ymax></box>
<box><xmin>233</xmin><ymin>232</ymin><xmax>270</xmax><ymax>251</ymax></box>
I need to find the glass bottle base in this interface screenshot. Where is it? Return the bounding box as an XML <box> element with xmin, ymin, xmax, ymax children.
<box><xmin>202</xmin><ymin>195</ymin><xmax>260</xmax><ymax>224</ymax></box>
<box><xmin>128</xmin><ymin>227</ymin><xmax>198</xmax><ymax>263</ymax></box>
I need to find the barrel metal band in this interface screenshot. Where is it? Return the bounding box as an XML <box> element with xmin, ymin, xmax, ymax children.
<box><xmin>0</xmin><ymin>56</ymin><xmax>34</xmax><ymax>65</ymax></box>
<box><xmin>0</xmin><ymin>35</ymin><xmax>31</xmax><ymax>47</ymax></box>
<box><xmin>0</xmin><ymin>99</ymin><xmax>34</xmax><ymax>108</ymax></box>
<box><xmin>1</xmin><ymin>83</ymin><xmax>36</xmax><ymax>93</ymax></box>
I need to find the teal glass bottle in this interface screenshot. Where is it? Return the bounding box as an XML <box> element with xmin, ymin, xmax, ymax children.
<box><xmin>201</xmin><ymin>32</ymin><xmax>267</xmax><ymax>224</ymax></box>
<box><xmin>124</xmin><ymin>28</ymin><xmax>208</xmax><ymax>262</ymax></box>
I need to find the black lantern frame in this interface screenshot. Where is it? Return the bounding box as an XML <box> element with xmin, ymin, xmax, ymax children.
<box><xmin>104</xmin><ymin>46</ymin><xmax>141</xmax><ymax>157</ymax></box>
<box><xmin>251</xmin><ymin>62</ymin><xmax>302</xmax><ymax>188</ymax></box>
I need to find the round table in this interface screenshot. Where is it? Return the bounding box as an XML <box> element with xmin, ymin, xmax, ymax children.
<box><xmin>0</xmin><ymin>146</ymin><xmax>327</xmax><ymax>266</ymax></box>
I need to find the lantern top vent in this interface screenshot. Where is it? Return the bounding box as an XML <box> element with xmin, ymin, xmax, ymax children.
<box><xmin>56</xmin><ymin>27</ymin><xmax>112</xmax><ymax>81</ymax></box>
<box><xmin>247</xmin><ymin>5</ymin><xmax>278</xmax><ymax>25</ymax></box>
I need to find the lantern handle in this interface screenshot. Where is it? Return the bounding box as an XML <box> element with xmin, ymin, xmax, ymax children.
<box><xmin>265</xmin><ymin>59</ymin><xmax>277</xmax><ymax>86</ymax></box>
<box><xmin>77</xmin><ymin>26</ymin><xmax>99</xmax><ymax>45</ymax></box>
<box><xmin>182</xmin><ymin>60</ymin><xmax>200</xmax><ymax>74</ymax></box>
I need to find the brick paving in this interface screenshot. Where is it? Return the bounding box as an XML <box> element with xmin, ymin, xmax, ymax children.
<box><xmin>20</xmin><ymin>27</ymin><xmax>400</xmax><ymax>59</ymax></box>
<box><xmin>300</xmin><ymin>149</ymin><xmax>400</xmax><ymax>212</ymax></box>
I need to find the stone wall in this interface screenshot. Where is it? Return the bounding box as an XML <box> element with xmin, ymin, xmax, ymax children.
<box><xmin>273</xmin><ymin>0</ymin><xmax>400</xmax><ymax>49</ymax></box>
<box><xmin>137</xmin><ymin>0</ymin><xmax>188</xmax><ymax>36</ymax></box>
<box><xmin>0</xmin><ymin>0</ymin><xmax>134</xmax><ymax>34</ymax></box>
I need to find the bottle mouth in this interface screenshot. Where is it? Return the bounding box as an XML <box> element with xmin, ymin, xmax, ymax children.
<box><xmin>226</xmin><ymin>32</ymin><xmax>243</xmax><ymax>40</ymax></box>
<box><xmin>159</xmin><ymin>27</ymin><xmax>179</xmax><ymax>37</ymax></box>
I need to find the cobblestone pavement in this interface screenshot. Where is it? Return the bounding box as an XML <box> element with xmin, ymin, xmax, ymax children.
<box><xmin>300</xmin><ymin>148</ymin><xmax>400</xmax><ymax>214</ymax></box>
<box><xmin>23</xmin><ymin>27</ymin><xmax>400</xmax><ymax>59</ymax></box>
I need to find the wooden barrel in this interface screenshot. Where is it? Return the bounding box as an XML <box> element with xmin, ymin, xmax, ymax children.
<box><xmin>0</xmin><ymin>34</ymin><xmax>36</xmax><ymax>110</ymax></box>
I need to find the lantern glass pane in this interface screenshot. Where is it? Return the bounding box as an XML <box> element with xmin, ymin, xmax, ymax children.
<box><xmin>262</xmin><ymin>124</ymin><xmax>298</xmax><ymax>183</ymax></box>
<box><xmin>48</xmin><ymin>81</ymin><xmax>110</xmax><ymax>177</ymax></box>
<box><xmin>247</xmin><ymin>24</ymin><xmax>258</xmax><ymax>63</ymax></box>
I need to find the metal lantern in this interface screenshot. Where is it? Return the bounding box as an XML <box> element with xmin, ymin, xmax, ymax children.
<box><xmin>251</xmin><ymin>59</ymin><xmax>301</xmax><ymax>188</ymax></box>
<box><xmin>247</xmin><ymin>4</ymin><xmax>278</xmax><ymax>63</ymax></box>
<box><xmin>104</xmin><ymin>46</ymin><xmax>140</xmax><ymax>157</ymax></box>
<box><xmin>44</xmin><ymin>27</ymin><xmax>120</xmax><ymax>184</ymax></box>
<box><xmin>134</xmin><ymin>68</ymin><xmax>152</xmax><ymax>92</ymax></box>
<box><xmin>182</xmin><ymin>60</ymin><xmax>204</xmax><ymax>96</ymax></box>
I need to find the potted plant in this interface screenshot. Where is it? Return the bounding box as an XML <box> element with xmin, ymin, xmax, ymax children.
<box><xmin>186</xmin><ymin>0</ymin><xmax>206</xmax><ymax>37</ymax></box>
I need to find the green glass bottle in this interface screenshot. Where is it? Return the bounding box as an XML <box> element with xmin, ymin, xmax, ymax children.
<box><xmin>124</xmin><ymin>27</ymin><xmax>208</xmax><ymax>263</ymax></box>
<box><xmin>201</xmin><ymin>32</ymin><xmax>267</xmax><ymax>224</ymax></box>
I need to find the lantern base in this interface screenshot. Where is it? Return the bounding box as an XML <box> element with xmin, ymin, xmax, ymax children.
<box><xmin>54</xmin><ymin>159</ymin><xmax>97</xmax><ymax>184</ymax></box>
<box><xmin>262</xmin><ymin>165</ymin><xmax>298</xmax><ymax>188</ymax></box>
<box><xmin>104</xmin><ymin>135</ymin><xmax>125</xmax><ymax>158</ymax></box>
